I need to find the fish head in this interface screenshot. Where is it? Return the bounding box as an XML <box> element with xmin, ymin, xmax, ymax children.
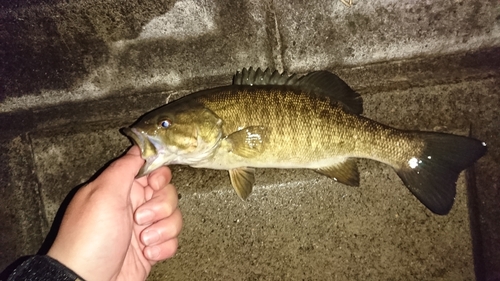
<box><xmin>123</xmin><ymin>104</ymin><xmax>223</xmax><ymax>177</ymax></box>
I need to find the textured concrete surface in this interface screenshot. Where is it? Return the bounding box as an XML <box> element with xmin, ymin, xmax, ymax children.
<box><xmin>0</xmin><ymin>135</ymin><xmax>46</xmax><ymax>270</ymax></box>
<box><xmin>1</xmin><ymin>0</ymin><xmax>499</xmax><ymax>111</ymax></box>
<box><xmin>1</xmin><ymin>0</ymin><xmax>500</xmax><ymax>280</ymax></box>
<box><xmin>0</xmin><ymin>0</ymin><xmax>277</xmax><ymax>111</ymax></box>
<box><xmin>276</xmin><ymin>0</ymin><xmax>500</xmax><ymax>71</ymax></box>
<box><xmin>153</xmin><ymin>169</ymin><xmax>474</xmax><ymax>280</ymax></box>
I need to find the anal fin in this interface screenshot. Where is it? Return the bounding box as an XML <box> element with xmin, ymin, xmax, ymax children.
<box><xmin>315</xmin><ymin>158</ymin><xmax>360</xmax><ymax>186</ymax></box>
<box><xmin>229</xmin><ymin>167</ymin><xmax>256</xmax><ymax>200</ymax></box>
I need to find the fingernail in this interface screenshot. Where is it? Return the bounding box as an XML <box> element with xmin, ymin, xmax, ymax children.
<box><xmin>143</xmin><ymin>229</ymin><xmax>160</xmax><ymax>245</ymax></box>
<box><xmin>146</xmin><ymin>246</ymin><xmax>160</xmax><ymax>259</ymax></box>
<box><xmin>156</xmin><ymin>174</ymin><xmax>167</xmax><ymax>188</ymax></box>
<box><xmin>136</xmin><ymin>209</ymin><xmax>155</xmax><ymax>225</ymax></box>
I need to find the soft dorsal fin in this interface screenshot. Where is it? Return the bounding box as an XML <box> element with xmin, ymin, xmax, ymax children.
<box><xmin>233</xmin><ymin>67</ymin><xmax>363</xmax><ymax>114</ymax></box>
<box><xmin>297</xmin><ymin>71</ymin><xmax>363</xmax><ymax>114</ymax></box>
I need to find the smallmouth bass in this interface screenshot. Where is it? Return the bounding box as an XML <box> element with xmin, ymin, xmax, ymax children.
<box><xmin>123</xmin><ymin>68</ymin><xmax>487</xmax><ymax>215</ymax></box>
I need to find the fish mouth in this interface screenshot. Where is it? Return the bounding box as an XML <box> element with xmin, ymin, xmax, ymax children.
<box><xmin>122</xmin><ymin>127</ymin><xmax>161</xmax><ymax>177</ymax></box>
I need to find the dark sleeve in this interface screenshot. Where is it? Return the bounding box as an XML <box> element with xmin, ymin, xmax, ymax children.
<box><xmin>6</xmin><ymin>255</ymin><xmax>85</xmax><ymax>281</ymax></box>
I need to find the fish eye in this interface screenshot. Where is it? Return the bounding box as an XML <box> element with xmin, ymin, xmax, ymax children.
<box><xmin>160</xmin><ymin>119</ymin><xmax>172</xmax><ymax>128</ymax></box>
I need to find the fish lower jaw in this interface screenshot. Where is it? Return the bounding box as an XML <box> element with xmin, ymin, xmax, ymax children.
<box><xmin>141</xmin><ymin>150</ymin><xmax>208</xmax><ymax>175</ymax></box>
<box><xmin>137</xmin><ymin>152</ymin><xmax>176</xmax><ymax>176</ymax></box>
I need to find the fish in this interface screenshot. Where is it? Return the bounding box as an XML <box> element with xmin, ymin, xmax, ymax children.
<box><xmin>122</xmin><ymin>67</ymin><xmax>487</xmax><ymax>215</ymax></box>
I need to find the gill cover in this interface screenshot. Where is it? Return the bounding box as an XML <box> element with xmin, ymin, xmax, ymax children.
<box><xmin>165</xmin><ymin>107</ymin><xmax>223</xmax><ymax>154</ymax></box>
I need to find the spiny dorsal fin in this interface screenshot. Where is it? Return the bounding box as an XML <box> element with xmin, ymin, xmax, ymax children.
<box><xmin>233</xmin><ymin>67</ymin><xmax>299</xmax><ymax>86</ymax></box>
<box><xmin>233</xmin><ymin>67</ymin><xmax>363</xmax><ymax>114</ymax></box>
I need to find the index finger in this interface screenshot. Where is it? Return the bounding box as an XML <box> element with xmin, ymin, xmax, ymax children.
<box><xmin>147</xmin><ymin>166</ymin><xmax>173</xmax><ymax>191</ymax></box>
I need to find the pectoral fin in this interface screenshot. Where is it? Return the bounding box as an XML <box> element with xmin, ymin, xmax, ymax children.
<box><xmin>225</xmin><ymin>126</ymin><xmax>269</xmax><ymax>158</ymax></box>
<box><xmin>315</xmin><ymin>158</ymin><xmax>360</xmax><ymax>186</ymax></box>
<box><xmin>229</xmin><ymin>167</ymin><xmax>256</xmax><ymax>200</ymax></box>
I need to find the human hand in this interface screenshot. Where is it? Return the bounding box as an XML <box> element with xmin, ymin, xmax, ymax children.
<box><xmin>47</xmin><ymin>146</ymin><xmax>182</xmax><ymax>281</ymax></box>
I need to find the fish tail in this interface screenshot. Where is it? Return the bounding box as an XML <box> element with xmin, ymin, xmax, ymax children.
<box><xmin>395</xmin><ymin>132</ymin><xmax>486</xmax><ymax>215</ymax></box>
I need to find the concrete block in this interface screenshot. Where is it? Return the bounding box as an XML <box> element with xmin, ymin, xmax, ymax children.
<box><xmin>0</xmin><ymin>135</ymin><xmax>45</xmax><ymax>271</ymax></box>
<box><xmin>363</xmin><ymin>78</ymin><xmax>500</xmax><ymax>279</ymax></box>
<box><xmin>30</xmin><ymin>126</ymin><xmax>130</xmax><ymax>225</ymax></box>
<box><xmin>273</xmin><ymin>0</ymin><xmax>500</xmax><ymax>71</ymax></box>
<box><xmin>335</xmin><ymin>47</ymin><xmax>500</xmax><ymax>94</ymax></box>
<box><xmin>0</xmin><ymin>0</ymin><xmax>276</xmax><ymax>112</ymax></box>
<box><xmin>151</xmin><ymin>164</ymin><xmax>474</xmax><ymax>280</ymax></box>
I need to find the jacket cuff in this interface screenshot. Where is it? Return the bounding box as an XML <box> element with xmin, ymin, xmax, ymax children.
<box><xmin>7</xmin><ymin>255</ymin><xmax>85</xmax><ymax>281</ymax></box>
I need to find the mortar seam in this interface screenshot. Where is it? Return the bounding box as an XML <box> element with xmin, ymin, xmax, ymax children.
<box><xmin>25</xmin><ymin>131</ymin><xmax>50</xmax><ymax>235</ymax></box>
<box><xmin>268</xmin><ymin>0</ymin><xmax>284</xmax><ymax>72</ymax></box>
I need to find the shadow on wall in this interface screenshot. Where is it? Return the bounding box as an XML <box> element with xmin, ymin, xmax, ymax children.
<box><xmin>0</xmin><ymin>0</ymin><xmax>177</xmax><ymax>101</ymax></box>
<box><xmin>0</xmin><ymin>0</ymin><xmax>265</xmax><ymax>104</ymax></box>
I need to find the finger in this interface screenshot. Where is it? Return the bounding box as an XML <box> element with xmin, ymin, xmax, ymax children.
<box><xmin>97</xmin><ymin>146</ymin><xmax>145</xmax><ymax>193</ymax></box>
<box><xmin>135</xmin><ymin>183</ymin><xmax>178</xmax><ymax>225</ymax></box>
<box><xmin>147</xmin><ymin>166</ymin><xmax>172</xmax><ymax>192</ymax></box>
<box><xmin>135</xmin><ymin>166</ymin><xmax>171</xmax><ymax>201</ymax></box>
<box><xmin>140</xmin><ymin>208</ymin><xmax>182</xmax><ymax>246</ymax></box>
<box><xmin>144</xmin><ymin>238</ymin><xmax>179</xmax><ymax>262</ymax></box>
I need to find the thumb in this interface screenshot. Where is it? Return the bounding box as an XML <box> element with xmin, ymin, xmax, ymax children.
<box><xmin>93</xmin><ymin>146</ymin><xmax>145</xmax><ymax>195</ymax></box>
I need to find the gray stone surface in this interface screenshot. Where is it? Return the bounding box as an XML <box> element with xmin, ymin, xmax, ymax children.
<box><xmin>1</xmin><ymin>0</ymin><xmax>499</xmax><ymax>112</ymax></box>
<box><xmin>30</xmin><ymin>127</ymin><xmax>131</xmax><ymax>227</ymax></box>
<box><xmin>1</xmin><ymin>0</ymin><xmax>500</xmax><ymax>280</ymax></box>
<box><xmin>0</xmin><ymin>135</ymin><xmax>45</xmax><ymax>268</ymax></box>
<box><xmin>0</xmin><ymin>0</ymin><xmax>277</xmax><ymax>112</ymax></box>
<box><xmin>275</xmin><ymin>0</ymin><xmax>500</xmax><ymax>71</ymax></box>
<box><xmin>153</xmin><ymin>165</ymin><xmax>475</xmax><ymax>281</ymax></box>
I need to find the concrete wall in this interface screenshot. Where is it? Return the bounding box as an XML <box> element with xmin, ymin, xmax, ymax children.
<box><xmin>1</xmin><ymin>0</ymin><xmax>499</xmax><ymax>280</ymax></box>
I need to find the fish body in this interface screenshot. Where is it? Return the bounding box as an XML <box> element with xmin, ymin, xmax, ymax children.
<box><xmin>123</xmin><ymin>68</ymin><xmax>487</xmax><ymax>215</ymax></box>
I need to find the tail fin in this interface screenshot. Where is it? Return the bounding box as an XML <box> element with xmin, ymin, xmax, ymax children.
<box><xmin>395</xmin><ymin>132</ymin><xmax>487</xmax><ymax>215</ymax></box>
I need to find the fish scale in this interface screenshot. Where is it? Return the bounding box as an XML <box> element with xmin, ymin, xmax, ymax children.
<box><xmin>198</xmin><ymin>86</ymin><xmax>417</xmax><ymax>167</ymax></box>
<box><xmin>123</xmin><ymin>67</ymin><xmax>487</xmax><ymax>215</ymax></box>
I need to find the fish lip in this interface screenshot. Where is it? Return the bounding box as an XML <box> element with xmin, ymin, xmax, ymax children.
<box><xmin>122</xmin><ymin>127</ymin><xmax>146</xmax><ymax>155</ymax></box>
<box><xmin>122</xmin><ymin>127</ymin><xmax>156</xmax><ymax>177</ymax></box>
<box><xmin>122</xmin><ymin>127</ymin><xmax>170</xmax><ymax>178</ymax></box>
